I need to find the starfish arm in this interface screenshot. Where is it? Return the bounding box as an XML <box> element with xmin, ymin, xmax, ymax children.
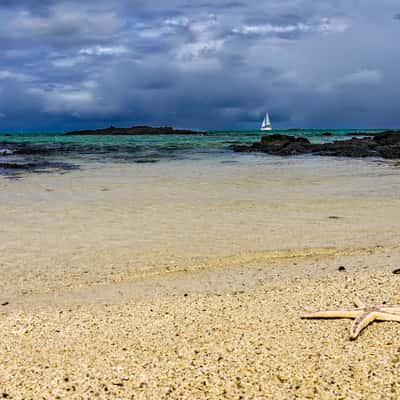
<box><xmin>375</xmin><ymin>311</ymin><xmax>400</xmax><ymax>322</ymax></box>
<box><xmin>354</xmin><ymin>298</ymin><xmax>365</xmax><ymax>308</ymax></box>
<box><xmin>350</xmin><ymin>311</ymin><xmax>377</xmax><ymax>339</ymax></box>
<box><xmin>380</xmin><ymin>306</ymin><xmax>400</xmax><ymax>313</ymax></box>
<box><xmin>303</xmin><ymin>310</ymin><xmax>360</xmax><ymax>319</ymax></box>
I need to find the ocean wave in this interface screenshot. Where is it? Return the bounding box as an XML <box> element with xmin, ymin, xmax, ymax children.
<box><xmin>0</xmin><ymin>148</ymin><xmax>13</xmax><ymax>156</ymax></box>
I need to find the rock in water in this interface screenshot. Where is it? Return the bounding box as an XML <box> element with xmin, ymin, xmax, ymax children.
<box><xmin>231</xmin><ymin>132</ymin><xmax>400</xmax><ymax>159</ymax></box>
<box><xmin>260</xmin><ymin>134</ymin><xmax>310</xmax><ymax>145</ymax></box>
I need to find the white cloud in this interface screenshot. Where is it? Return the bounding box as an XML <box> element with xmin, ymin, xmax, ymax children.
<box><xmin>176</xmin><ymin>39</ymin><xmax>225</xmax><ymax>61</ymax></box>
<box><xmin>189</xmin><ymin>14</ymin><xmax>218</xmax><ymax>35</ymax></box>
<box><xmin>233</xmin><ymin>18</ymin><xmax>348</xmax><ymax>36</ymax></box>
<box><xmin>0</xmin><ymin>4</ymin><xmax>119</xmax><ymax>43</ymax></box>
<box><xmin>79</xmin><ymin>45</ymin><xmax>129</xmax><ymax>56</ymax></box>
<box><xmin>0</xmin><ymin>70</ymin><xmax>31</xmax><ymax>81</ymax></box>
<box><xmin>162</xmin><ymin>14</ymin><xmax>224</xmax><ymax>63</ymax></box>
<box><xmin>135</xmin><ymin>21</ymin><xmax>176</xmax><ymax>39</ymax></box>
<box><xmin>164</xmin><ymin>16</ymin><xmax>191</xmax><ymax>27</ymax></box>
<box><xmin>52</xmin><ymin>56</ymin><xmax>86</xmax><ymax>68</ymax></box>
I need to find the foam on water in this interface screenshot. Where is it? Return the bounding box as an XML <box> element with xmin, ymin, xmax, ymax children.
<box><xmin>0</xmin><ymin>148</ymin><xmax>13</xmax><ymax>156</ymax></box>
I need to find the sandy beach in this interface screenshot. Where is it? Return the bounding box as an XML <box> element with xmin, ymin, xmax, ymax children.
<box><xmin>1</xmin><ymin>156</ymin><xmax>400</xmax><ymax>399</ymax></box>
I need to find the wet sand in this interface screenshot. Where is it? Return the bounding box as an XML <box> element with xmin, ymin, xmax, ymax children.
<box><xmin>1</xmin><ymin>156</ymin><xmax>400</xmax><ymax>398</ymax></box>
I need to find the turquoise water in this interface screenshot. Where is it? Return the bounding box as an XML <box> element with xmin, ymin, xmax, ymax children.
<box><xmin>0</xmin><ymin>129</ymin><xmax>385</xmax><ymax>177</ymax></box>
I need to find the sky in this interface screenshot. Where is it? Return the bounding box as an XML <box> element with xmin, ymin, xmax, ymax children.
<box><xmin>0</xmin><ymin>0</ymin><xmax>399</xmax><ymax>131</ymax></box>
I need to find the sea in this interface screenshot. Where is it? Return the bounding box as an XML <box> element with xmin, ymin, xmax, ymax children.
<box><xmin>0</xmin><ymin>129</ymin><xmax>384</xmax><ymax>178</ymax></box>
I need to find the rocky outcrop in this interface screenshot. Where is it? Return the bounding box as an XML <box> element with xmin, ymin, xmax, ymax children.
<box><xmin>231</xmin><ymin>132</ymin><xmax>400</xmax><ymax>159</ymax></box>
<box><xmin>65</xmin><ymin>125</ymin><xmax>205</xmax><ymax>136</ymax></box>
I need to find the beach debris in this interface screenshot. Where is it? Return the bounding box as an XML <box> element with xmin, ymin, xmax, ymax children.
<box><xmin>392</xmin><ymin>268</ymin><xmax>400</xmax><ymax>274</ymax></box>
<box><xmin>1</xmin><ymin>302</ymin><xmax>9</xmax><ymax>306</ymax></box>
<box><xmin>303</xmin><ymin>298</ymin><xmax>400</xmax><ymax>339</ymax></box>
<box><xmin>338</xmin><ymin>266</ymin><xmax>346</xmax><ymax>272</ymax></box>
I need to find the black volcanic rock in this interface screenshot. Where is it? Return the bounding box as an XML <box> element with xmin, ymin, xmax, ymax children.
<box><xmin>64</xmin><ymin>125</ymin><xmax>205</xmax><ymax>136</ymax></box>
<box><xmin>373</xmin><ymin>131</ymin><xmax>400</xmax><ymax>145</ymax></box>
<box><xmin>231</xmin><ymin>134</ymin><xmax>312</xmax><ymax>156</ymax></box>
<box><xmin>231</xmin><ymin>132</ymin><xmax>400</xmax><ymax>159</ymax></box>
<box><xmin>260</xmin><ymin>134</ymin><xmax>310</xmax><ymax>145</ymax></box>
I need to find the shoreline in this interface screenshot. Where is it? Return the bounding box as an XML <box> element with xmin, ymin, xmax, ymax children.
<box><xmin>1</xmin><ymin>242</ymin><xmax>395</xmax><ymax>312</ymax></box>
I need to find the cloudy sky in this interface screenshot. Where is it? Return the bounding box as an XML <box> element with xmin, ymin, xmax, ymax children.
<box><xmin>0</xmin><ymin>0</ymin><xmax>399</xmax><ymax>131</ymax></box>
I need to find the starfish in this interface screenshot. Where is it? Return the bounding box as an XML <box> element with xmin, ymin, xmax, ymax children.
<box><xmin>303</xmin><ymin>298</ymin><xmax>400</xmax><ymax>339</ymax></box>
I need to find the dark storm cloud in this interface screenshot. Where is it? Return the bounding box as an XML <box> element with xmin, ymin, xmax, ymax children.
<box><xmin>0</xmin><ymin>0</ymin><xmax>400</xmax><ymax>130</ymax></box>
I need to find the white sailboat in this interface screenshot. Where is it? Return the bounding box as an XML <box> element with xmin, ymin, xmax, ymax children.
<box><xmin>260</xmin><ymin>112</ymin><xmax>272</xmax><ymax>131</ymax></box>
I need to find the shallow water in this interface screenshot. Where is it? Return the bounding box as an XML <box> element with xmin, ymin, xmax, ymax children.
<box><xmin>0</xmin><ymin>129</ymin><xmax>384</xmax><ymax>177</ymax></box>
<box><xmin>1</xmin><ymin>154</ymin><xmax>399</xmax><ymax>297</ymax></box>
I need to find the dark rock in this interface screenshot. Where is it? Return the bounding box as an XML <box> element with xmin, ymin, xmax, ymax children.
<box><xmin>392</xmin><ymin>268</ymin><xmax>400</xmax><ymax>274</ymax></box>
<box><xmin>315</xmin><ymin>139</ymin><xmax>376</xmax><ymax>158</ymax></box>
<box><xmin>65</xmin><ymin>125</ymin><xmax>205</xmax><ymax>136</ymax></box>
<box><xmin>233</xmin><ymin>134</ymin><xmax>313</xmax><ymax>156</ymax></box>
<box><xmin>373</xmin><ymin>131</ymin><xmax>400</xmax><ymax>146</ymax></box>
<box><xmin>378</xmin><ymin>146</ymin><xmax>400</xmax><ymax>159</ymax></box>
<box><xmin>231</xmin><ymin>132</ymin><xmax>400</xmax><ymax>159</ymax></box>
<box><xmin>1</xmin><ymin>302</ymin><xmax>9</xmax><ymax>306</ymax></box>
<box><xmin>338</xmin><ymin>266</ymin><xmax>346</xmax><ymax>272</ymax></box>
<box><xmin>230</xmin><ymin>144</ymin><xmax>255</xmax><ymax>152</ymax></box>
<box><xmin>321</xmin><ymin>132</ymin><xmax>333</xmax><ymax>136</ymax></box>
<box><xmin>134</xmin><ymin>159</ymin><xmax>159</xmax><ymax>164</ymax></box>
<box><xmin>260</xmin><ymin>134</ymin><xmax>310</xmax><ymax>145</ymax></box>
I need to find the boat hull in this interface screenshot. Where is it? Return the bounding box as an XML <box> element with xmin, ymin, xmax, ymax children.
<box><xmin>260</xmin><ymin>127</ymin><xmax>273</xmax><ymax>131</ymax></box>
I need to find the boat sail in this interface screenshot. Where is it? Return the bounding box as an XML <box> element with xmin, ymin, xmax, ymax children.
<box><xmin>260</xmin><ymin>112</ymin><xmax>272</xmax><ymax>131</ymax></box>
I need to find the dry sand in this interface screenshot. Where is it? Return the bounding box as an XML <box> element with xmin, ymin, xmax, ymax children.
<box><xmin>1</xmin><ymin>156</ymin><xmax>400</xmax><ymax>399</ymax></box>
